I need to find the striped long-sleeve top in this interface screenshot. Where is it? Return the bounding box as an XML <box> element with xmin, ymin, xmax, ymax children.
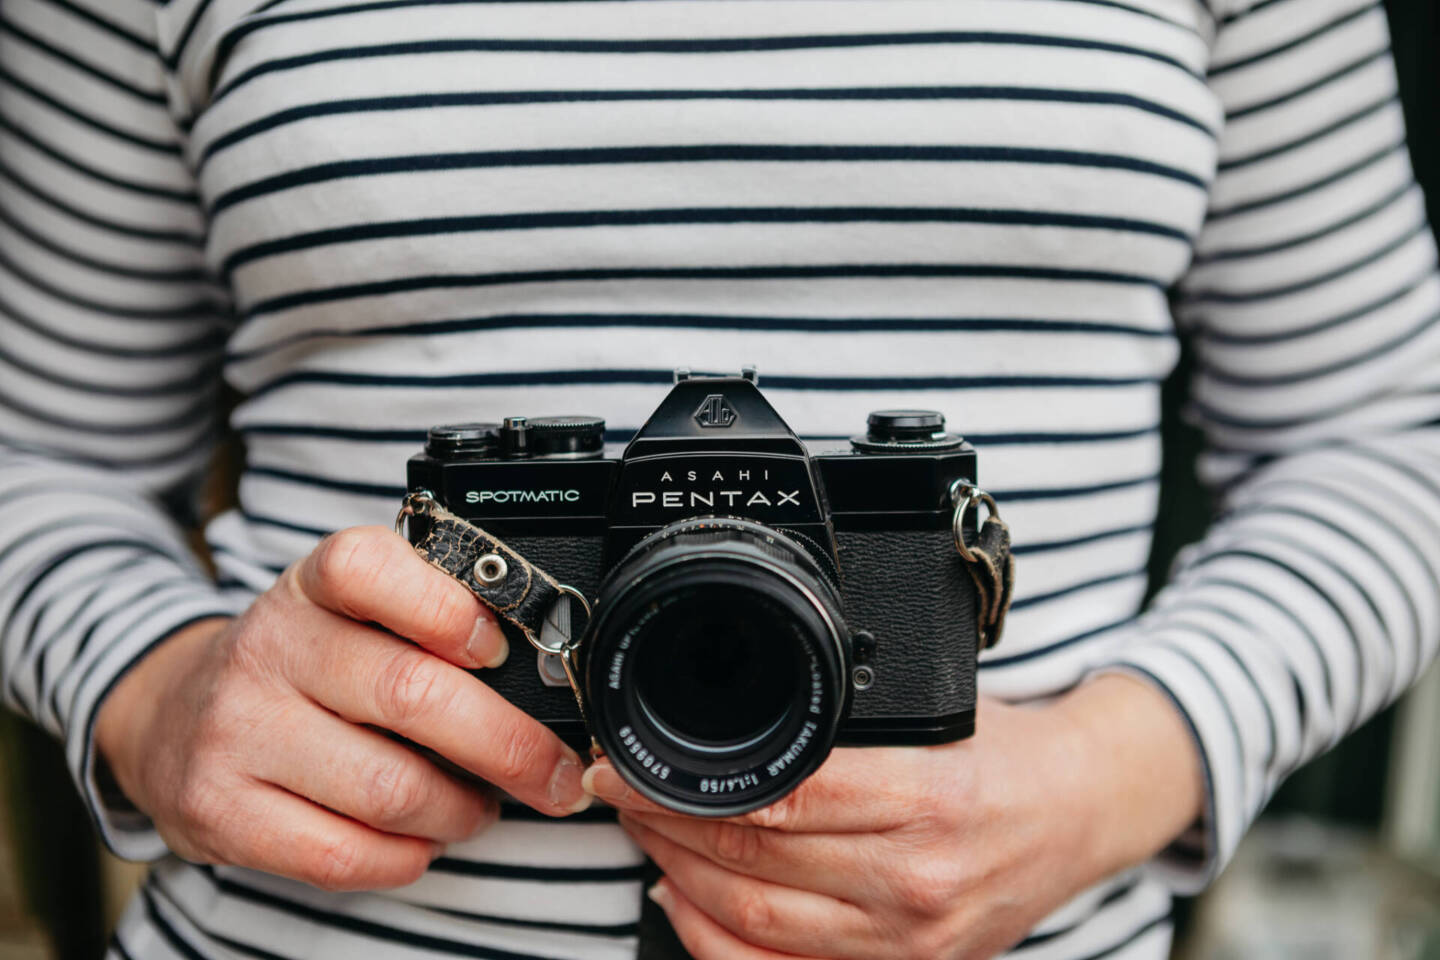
<box><xmin>2</xmin><ymin>0</ymin><xmax>1438</xmax><ymax>957</ymax></box>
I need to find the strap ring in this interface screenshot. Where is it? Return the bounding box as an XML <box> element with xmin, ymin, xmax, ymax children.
<box><xmin>526</xmin><ymin>585</ymin><xmax>592</xmax><ymax>657</ymax></box>
<box><xmin>393</xmin><ymin>490</ymin><xmax>439</xmax><ymax>538</ymax></box>
<box><xmin>949</xmin><ymin>479</ymin><xmax>998</xmax><ymax>563</ymax></box>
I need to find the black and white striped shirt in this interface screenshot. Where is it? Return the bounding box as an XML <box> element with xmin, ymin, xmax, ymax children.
<box><xmin>2</xmin><ymin>0</ymin><xmax>1437</xmax><ymax>957</ymax></box>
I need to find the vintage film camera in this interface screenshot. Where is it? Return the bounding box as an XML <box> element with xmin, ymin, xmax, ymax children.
<box><xmin>401</xmin><ymin>369</ymin><xmax>1008</xmax><ymax>815</ymax></box>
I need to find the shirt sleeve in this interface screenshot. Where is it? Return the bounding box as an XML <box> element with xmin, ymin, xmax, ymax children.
<box><xmin>1088</xmin><ymin>0</ymin><xmax>1440</xmax><ymax>892</ymax></box>
<box><xmin>0</xmin><ymin>0</ymin><xmax>244</xmax><ymax>860</ymax></box>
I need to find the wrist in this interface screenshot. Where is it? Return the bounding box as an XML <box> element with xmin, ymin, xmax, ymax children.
<box><xmin>94</xmin><ymin>617</ymin><xmax>232</xmax><ymax>799</ymax></box>
<box><xmin>1046</xmin><ymin>672</ymin><xmax>1205</xmax><ymax>879</ymax></box>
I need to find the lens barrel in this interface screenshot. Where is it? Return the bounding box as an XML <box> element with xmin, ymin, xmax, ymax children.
<box><xmin>584</xmin><ymin>518</ymin><xmax>849</xmax><ymax>816</ymax></box>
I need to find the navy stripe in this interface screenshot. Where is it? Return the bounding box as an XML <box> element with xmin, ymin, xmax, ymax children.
<box><xmin>1192</xmin><ymin>179</ymin><xmax>1414</xmax><ymax>263</ymax></box>
<box><xmin>1163</xmin><ymin>617</ymin><xmax>1279</xmax><ymax>765</ymax></box>
<box><xmin>1201</xmin><ymin>309</ymin><xmax>1439</xmax><ymax>388</ymax></box>
<box><xmin>139</xmin><ymin>886</ymin><xmax>210</xmax><ymax>960</ymax></box>
<box><xmin>1150</xmin><ymin>639</ymin><xmax>1252</xmax><ymax>814</ymax></box>
<box><xmin>210</xmin><ymin>144</ymin><xmax>1207</xmax><ymax>218</ymax></box>
<box><xmin>979</xmin><ymin>615</ymin><xmax>1135</xmax><ymax>668</ymax></box>
<box><xmin>0</xmin><ymin>65</ymin><xmax>181</xmax><ymax>153</ymax></box>
<box><xmin>199</xmin><ymin>85</ymin><xmax>1213</xmax><ymax>168</ymax></box>
<box><xmin>245</xmin><ymin>263</ymin><xmax>1164</xmax><ymax>320</ymax></box>
<box><xmin>1186</xmin><ymin>575</ymin><xmax>1338</xmax><ymax>712</ymax></box>
<box><xmin>0</xmin><ymin>198</ymin><xmax>207</xmax><ymax>281</ymax></box>
<box><xmin>221</xmin><ymin>205</ymin><xmax>1192</xmax><ymax>278</ymax></box>
<box><xmin>1196</xmin><ymin>266</ymin><xmax>1436</xmax><ymax>345</ymax></box>
<box><xmin>243</xmin><ymin>368</ymin><xmax>1158</xmax><ymax>402</ymax></box>
<box><xmin>211</xmin><ymin>32</ymin><xmax>1203</xmax><ymax>105</ymax></box>
<box><xmin>1187</xmin><ymin>221</ymin><xmax>1429</xmax><ymax>305</ymax></box>
<box><xmin>39</xmin><ymin>0</ymin><xmax>151</xmax><ymax>51</ymax></box>
<box><xmin>195</xmin><ymin>867</ymin><xmax>568</xmax><ymax>960</ymax></box>
<box><xmin>0</xmin><ymin>156</ymin><xmax>205</xmax><ymax>245</ymax></box>
<box><xmin>1012</xmin><ymin>522</ymin><xmax>1152</xmax><ymax>555</ymax></box>
<box><xmin>0</xmin><ymin>111</ymin><xmax>196</xmax><ymax>203</ymax></box>
<box><xmin>225</xmin><ymin>313</ymin><xmax>1169</xmax><ymax>363</ymax></box>
<box><xmin>1206</xmin><ymin>140</ymin><xmax>1405</xmax><ymax>220</ymax></box>
<box><xmin>0</xmin><ymin>14</ymin><xmax>167</xmax><ymax>104</ymax></box>
<box><xmin>1208</xmin><ymin>2</ymin><xmax>1379</xmax><ymax>77</ymax></box>
<box><xmin>0</xmin><ymin>245</ymin><xmax>220</xmax><ymax>320</ymax></box>
<box><xmin>1224</xmin><ymin>45</ymin><xmax>1389</xmax><ymax>121</ymax></box>
<box><xmin>1217</xmin><ymin>95</ymin><xmax>1397</xmax><ymax>172</ymax></box>
<box><xmin>0</xmin><ymin>341</ymin><xmax>219</xmax><ymax>397</ymax></box>
<box><xmin>429</xmin><ymin>857</ymin><xmax>646</xmax><ymax>882</ymax></box>
<box><xmin>0</xmin><ymin>380</ymin><xmax>215</xmax><ymax>436</ymax></box>
<box><xmin>1235</xmin><ymin>501</ymin><xmax>1422</xmax><ymax>670</ymax></box>
<box><xmin>1008</xmin><ymin>567</ymin><xmax>1146</xmax><ymax>611</ymax></box>
<box><xmin>211</xmin><ymin>0</ymin><xmax>1198</xmax><ymax>90</ymax></box>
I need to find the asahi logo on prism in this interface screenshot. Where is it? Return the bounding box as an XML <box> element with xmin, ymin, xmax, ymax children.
<box><xmin>693</xmin><ymin>394</ymin><xmax>737</xmax><ymax>428</ymax></box>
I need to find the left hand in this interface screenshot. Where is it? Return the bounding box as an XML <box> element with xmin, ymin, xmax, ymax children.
<box><xmin>581</xmin><ymin>674</ymin><xmax>1203</xmax><ymax>960</ymax></box>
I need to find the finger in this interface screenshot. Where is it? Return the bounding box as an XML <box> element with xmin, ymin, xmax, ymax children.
<box><xmin>210</xmin><ymin>783</ymin><xmax>441</xmax><ymax>891</ymax></box>
<box><xmin>290</xmin><ymin>618</ymin><xmax>591</xmax><ymax>816</ymax></box>
<box><xmin>625</xmin><ymin>814</ymin><xmax>875</xmax><ymax>958</ymax></box>
<box><xmin>648</xmin><ymin>879</ymin><xmax>823</xmax><ymax>960</ymax></box>
<box><xmin>618</xmin><ymin>811</ymin><xmax>878</xmax><ymax>902</ymax></box>
<box><xmin>255</xmin><ymin>699</ymin><xmax>499</xmax><ymax>842</ymax></box>
<box><xmin>585</xmin><ymin>748</ymin><xmax>921</xmax><ymax>833</ymax></box>
<box><xmin>295</xmin><ymin>526</ymin><xmax>506</xmax><ymax>669</ymax></box>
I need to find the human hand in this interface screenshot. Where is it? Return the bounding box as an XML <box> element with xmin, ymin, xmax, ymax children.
<box><xmin>584</xmin><ymin>674</ymin><xmax>1202</xmax><ymax>959</ymax></box>
<box><xmin>94</xmin><ymin>526</ymin><xmax>592</xmax><ymax>891</ymax></box>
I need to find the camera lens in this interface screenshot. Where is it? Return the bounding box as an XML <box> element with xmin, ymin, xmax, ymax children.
<box><xmin>585</xmin><ymin>519</ymin><xmax>848</xmax><ymax>816</ymax></box>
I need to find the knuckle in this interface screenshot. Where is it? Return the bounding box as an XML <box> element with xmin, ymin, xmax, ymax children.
<box><xmin>374</xmin><ymin>651</ymin><xmax>444</xmax><ymax>728</ymax></box>
<box><xmin>711</xmin><ymin>822</ymin><xmax>760</xmax><ymax>867</ymax></box>
<box><xmin>361</xmin><ymin>755</ymin><xmax>429</xmax><ymax>825</ymax></box>
<box><xmin>727</xmin><ymin>885</ymin><xmax>775</xmax><ymax>938</ymax></box>
<box><xmin>304</xmin><ymin>835</ymin><xmax>365</xmax><ymax>891</ymax></box>
<box><xmin>893</xmin><ymin>860</ymin><xmax>957</xmax><ymax>918</ymax></box>
<box><xmin>175</xmin><ymin>772</ymin><xmax>228</xmax><ymax>832</ymax></box>
<box><xmin>313</xmin><ymin>527</ymin><xmax>389</xmax><ymax>594</ymax></box>
<box><xmin>413</xmin><ymin>576</ymin><xmax>475</xmax><ymax>641</ymax></box>
<box><xmin>489</xmin><ymin>718</ymin><xmax>546</xmax><ymax>787</ymax></box>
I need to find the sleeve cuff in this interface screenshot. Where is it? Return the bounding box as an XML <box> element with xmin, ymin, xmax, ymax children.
<box><xmin>65</xmin><ymin>589</ymin><xmax>244</xmax><ymax>861</ymax></box>
<box><xmin>1085</xmin><ymin>645</ymin><xmax>1248</xmax><ymax>896</ymax></box>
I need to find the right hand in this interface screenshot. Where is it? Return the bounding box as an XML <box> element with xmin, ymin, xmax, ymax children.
<box><xmin>94</xmin><ymin>525</ymin><xmax>592</xmax><ymax>891</ymax></box>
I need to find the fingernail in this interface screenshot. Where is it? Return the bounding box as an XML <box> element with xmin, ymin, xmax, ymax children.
<box><xmin>548</xmin><ymin>754</ymin><xmax>592</xmax><ymax>813</ymax></box>
<box><xmin>581</xmin><ymin>764</ymin><xmax>631</xmax><ymax>804</ymax></box>
<box><xmin>647</xmin><ymin>881</ymin><xmax>672</xmax><ymax>910</ymax></box>
<box><xmin>467</xmin><ymin>616</ymin><xmax>508</xmax><ymax>669</ymax></box>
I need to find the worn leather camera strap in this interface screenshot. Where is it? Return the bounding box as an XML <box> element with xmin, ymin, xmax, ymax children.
<box><xmin>949</xmin><ymin>481</ymin><xmax>1015</xmax><ymax>650</ymax></box>
<box><xmin>396</xmin><ymin>492</ymin><xmax>595</xmax><ymax>736</ymax></box>
<box><xmin>397</xmin><ymin>493</ymin><xmax>563</xmax><ymax>640</ymax></box>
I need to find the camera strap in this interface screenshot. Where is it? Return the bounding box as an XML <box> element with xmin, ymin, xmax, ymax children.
<box><xmin>395</xmin><ymin>492</ymin><xmax>596</xmax><ymax>743</ymax></box>
<box><xmin>949</xmin><ymin>481</ymin><xmax>1014</xmax><ymax>650</ymax></box>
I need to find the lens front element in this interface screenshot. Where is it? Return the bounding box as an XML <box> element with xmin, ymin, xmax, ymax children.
<box><xmin>586</xmin><ymin>519</ymin><xmax>848</xmax><ymax>816</ymax></box>
<box><xmin>633</xmin><ymin>583</ymin><xmax>801</xmax><ymax>752</ymax></box>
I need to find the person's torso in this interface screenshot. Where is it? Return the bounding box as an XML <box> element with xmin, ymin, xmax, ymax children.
<box><xmin>128</xmin><ymin>2</ymin><xmax>1219</xmax><ymax>957</ymax></box>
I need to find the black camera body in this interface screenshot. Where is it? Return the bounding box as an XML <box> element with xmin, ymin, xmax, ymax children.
<box><xmin>407</xmin><ymin>370</ymin><xmax>981</xmax><ymax>815</ymax></box>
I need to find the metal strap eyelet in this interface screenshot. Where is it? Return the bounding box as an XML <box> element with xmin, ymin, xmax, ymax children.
<box><xmin>393</xmin><ymin>490</ymin><xmax>438</xmax><ymax>538</ymax></box>
<box><xmin>949</xmin><ymin>479</ymin><xmax>998</xmax><ymax>563</ymax></box>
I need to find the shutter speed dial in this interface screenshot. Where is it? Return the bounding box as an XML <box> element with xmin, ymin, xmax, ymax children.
<box><xmin>851</xmin><ymin>409</ymin><xmax>965</xmax><ymax>453</ymax></box>
<box><xmin>526</xmin><ymin>415</ymin><xmax>606</xmax><ymax>459</ymax></box>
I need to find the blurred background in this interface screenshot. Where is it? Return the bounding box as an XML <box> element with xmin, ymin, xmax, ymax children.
<box><xmin>2</xmin><ymin>0</ymin><xmax>1438</xmax><ymax>957</ymax></box>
